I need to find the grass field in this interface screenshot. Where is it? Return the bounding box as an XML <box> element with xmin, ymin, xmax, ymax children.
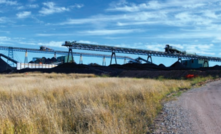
<box><xmin>0</xmin><ymin>73</ymin><xmax>192</xmax><ymax>134</ymax></box>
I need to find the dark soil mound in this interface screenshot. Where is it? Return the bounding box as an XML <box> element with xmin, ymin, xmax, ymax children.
<box><xmin>143</xmin><ymin>63</ymin><xmax>158</xmax><ymax>67</ymax></box>
<box><xmin>109</xmin><ymin>63</ymin><xmax>159</xmax><ymax>70</ymax></box>
<box><xmin>18</xmin><ymin>63</ymin><xmax>122</xmax><ymax>76</ymax></box>
<box><xmin>55</xmin><ymin>63</ymin><xmax>77</xmax><ymax>68</ymax></box>
<box><xmin>170</xmin><ymin>61</ymin><xmax>187</xmax><ymax>69</ymax></box>
<box><xmin>88</xmin><ymin>63</ymin><xmax>101</xmax><ymax>66</ymax></box>
<box><xmin>211</xmin><ymin>65</ymin><xmax>221</xmax><ymax>70</ymax></box>
<box><xmin>0</xmin><ymin>58</ymin><xmax>13</xmax><ymax>72</ymax></box>
<box><xmin>158</xmin><ymin>64</ymin><xmax>166</xmax><ymax>68</ymax></box>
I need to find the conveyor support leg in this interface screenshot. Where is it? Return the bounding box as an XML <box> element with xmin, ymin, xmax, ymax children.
<box><xmin>147</xmin><ymin>55</ymin><xmax>152</xmax><ymax>63</ymax></box>
<box><xmin>79</xmin><ymin>54</ymin><xmax>83</xmax><ymax>64</ymax></box>
<box><xmin>124</xmin><ymin>58</ymin><xmax>127</xmax><ymax>64</ymax></box>
<box><xmin>102</xmin><ymin>56</ymin><xmax>106</xmax><ymax>66</ymax></box>
<box><xmin>110</xmin><ymin>52</ymin><xmax>117</xmax><ymax>65</ymax></box>
<box><xmin>8</xmin><ymin>47</ymin><xmax>14</xmax><ymax>66</ymax></box>
<box><xmin>67</xmin><ymin>48</ymin><xmax>74</xmax><ymax>63</ymax></box>
<box><xmin>24</xmin><ymin>50</ymin><xmax>28</xmax><ymax>63</ymax></box>
<box><xmin>203</xmin><ymin>59</ymin><xmax>209</xmax><ymax>67</ymax></box>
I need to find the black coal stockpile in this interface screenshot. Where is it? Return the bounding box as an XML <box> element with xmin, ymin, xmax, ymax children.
<box><xmin>54</xmin><ymin>63</ymin><xmax>77</xmax><ymax>68</ymax></box>
<box><xmin>30</xmin><ymin>57</ymin><xmax>57</xmax><ymax>64</ymax></box>
<box><xmin>211</xmin><ymin>65</ymin><xmax>221</xmax><ymax>70</ymax></box>
<box><xmin>170</xmin><ymin>61</ymin><xmax>187</xmax><ymax>69</ymax></box>
<box><xmin>158</xmin><ymin>64</ymin><xmax>166</xmax><ymax>68</ymax></box>
<box><xmin>109</xmin><ymin>63</ymin><xmax>161</xmax><ymax>70</ymax></box>
<box><xmin>0</xmin><ymin>58</ymin><xmax>13</xmax><ymax>72</ymax></box>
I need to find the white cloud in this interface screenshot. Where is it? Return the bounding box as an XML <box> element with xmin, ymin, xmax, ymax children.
<box><xmin>0</xmin><ymin>17</ymin><xmax>7</xmax><ymax>23</ymax></box>
<box><xmin>78</xmin><ymin>40</ymin><xmax>97</xmax><ymax>44</ymax></box>
<box><xmin>16</xmin><ymin>11</ymin><xmax>31</xmax><ymax>18</ymax></box>
<box><xmin>16</xmin><ymin>4</ymin><xmax>38</xmax><ymax>10</ymax></box>
<box><xmin>109</xmin><ymin>0</ymin><xmax>128</xmax><ymax>7</ymax></box>
<box><xmin>105</xmin><ymin>0</ymin><xmax>220</xmax><ymax>27</ymax></box>
<box><xmin>79</xmin><ymin>29</ymin><xmax>143</xmax><ymax>35</ymax></box>
<box><xmin>60</xmin><ymin>12</ymin><xmax>161</xmax><ymax>25</ymax></box>
<box><xmin>0</xmin><ymin>30</ymin><xmax>10</xmax><ymax>34</ymax></box>
<box><xmin>183</xmin><ymin>3</ymin><xmax>205</xmax><ymax>9</ymax></box>
<box><xmin>144</xmin><ymin>44</ymin><xmax>185</xmax><ymax>52</ymax></box>
<box><xmin>107</xmin><ymin>0</ymin><xmax>209</xmax><ymax>12</ymax></box>
<box><xmin>17</xmin><ymin>41</ymin><xmax>36</xmax><ymax>46</ymax></box>
<box><xmin>37</xmin><ymin>29</ymin><xmax>143</xmax><ymax>36</ymax></box>
<box><xmin>145</xmin><ymin>44</ymin><xmax>165</xmax><ymax>51</ymax></box>
<box><xmin>57</xmin><ymin>0</ymin><xmax>221</xmax><ymax>44</ymax></box>
<box><xmin>212</xmin><ymin>37</ymin><xmax>221</xmax><ymax>43</ymax></box>
<box><xmin>28</xmin><ymin>4</ymin><xmax>38</xmax><ymax>8</ymax></box>
<box><xmin>0</xmin><ymin>36</ymin><xmax>64</xmax><ymax>49</ymax></box>
<box><xmin>156</xmin><ymin>31</ymin><xmax>220</xmax><ymax>40</ymax></box>
<box><xmin>17</xmin><ymin>6</ymin><xmax>24</xmax><ymax>10</ymax></box>
<box><xmin>71</xmin><ymin>4</ymin><xmax>84</xmax><ymax>9</ymax></box>
<box><xmin>0</xmin><ymin>36</ymin><xmax>11</xmax><ymax>41</ymax></box>
<box><xmin>38</xmin><ymin>41</ymin><xmax>63</xmax><ymax>47</ymax></box>
<box><xmin>107</xmin><ymin>0</ymin><xmax>162</xmax><ymax>12</ymax></box>
<box><xmin>39</xmin><ymin>2</ymin><xmax>69</xmax><ymax>15</ymax></box>
<box><xmin>0</xmin><ymin>0</ymin><xmax>17</xmax><ymax>5</ymax></box>
<box><xmin>36</xmin><ymin>33</ymin><xmax>73</xmax><ymax>37</ymax></box>
<box><xmin>185</xmin><ymin>44</ymin><xmax>215</xmax><ymax>55</ymax></box>
<box><xmin>203</xmin><ymin>10</ymin><xmax>217</xmax><ymax>18</ymax></box>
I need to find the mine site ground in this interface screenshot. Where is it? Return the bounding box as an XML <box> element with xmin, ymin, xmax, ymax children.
<box><xmin>0</xmin><ymin>61</ymin><xmax>221</xmax><ymax>133</ymax></box>
<box><xmin>153</xmin><ymin>79</ymin><xmax>221</xmax><ymax>134</ymax></box>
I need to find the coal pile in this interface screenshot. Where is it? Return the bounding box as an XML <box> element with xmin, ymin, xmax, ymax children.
<box><xmin>109</xmin><ymin>63</ymin><xmax>164</xmax><ymax>70</ymax></box>
<box><xmin>158</xmin><ymin>64</ymin><xmax>166</xmax><ymax>68</ymax></box>
<box><xmin>170</xmin><ymin>61</ymin><xmax>187</xmax><ymax>69</ymax></box>
<box><xmin>54</xmin><ymin>63</ymin><xmax>122</xmax><ymax>75</ymax></box>
<box><xmin>30</xmin><ymin>57</ymin><xmax>57</xmax><ymax>64</ymax></box>
<box><xmin>12</xmin><ymin>60</ymin><xmax>221</xmax><ymax>79</ymax></box>
<box><xmin>211</xmin><ymin>65</ymin><xmax>221</xmax><ymax>70</ymax></box>
<box><xmin>17</xmin><ymin>63</ymin><xmax>123</xmax><ymax>75</ymax></box>
<box><xmin>0</xmin><ymin>58</ymin><xmax>13</xmax><ymax>72</ymax></box>
<box><xmin>88</xmin><ymin>63</ymin><xmax>101</xmax><ymax>66</ymax></box>
<box><xmin>54</xmin><ymin>63</ymin><xmax>77</xmax><ymax>68</ymax></box>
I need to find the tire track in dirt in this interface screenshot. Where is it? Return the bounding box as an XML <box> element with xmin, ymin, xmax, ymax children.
<box><xmin>180</xmin><ymin>81</ymin><xmax>221</xmax><ymax>134</ymax></box>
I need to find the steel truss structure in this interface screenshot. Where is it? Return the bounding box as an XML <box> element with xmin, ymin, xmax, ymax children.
<box><xmin>0</xmin><ymin>46</ymin><xmax>133</xmax><ymax>64</ymax></box>
<box><xmin>63</xmin><ymin>41</ymin><xmax>221</xmax><ymax>64</ymax></box>
<box><xmin>0</xmin><ymin>53</ymin><xmax>17</xmax><ymax>64</ymax></box>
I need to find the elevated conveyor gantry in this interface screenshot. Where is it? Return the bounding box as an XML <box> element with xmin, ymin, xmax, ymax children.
<box><xmin>0</xmin><ymin>45</ymin><xmax>133</xmax><ymax>65</ymax></box>
<box><xmin>63</xmin><ymin>41</ymin><xmax>221</xmax><ymax>65</ymax></box>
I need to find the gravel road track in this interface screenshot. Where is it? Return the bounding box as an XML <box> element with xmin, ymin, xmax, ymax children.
<box><xmin>153</xmin><ymin>80</ymin><xmax>221</xmax><ymax>134</ymax></box>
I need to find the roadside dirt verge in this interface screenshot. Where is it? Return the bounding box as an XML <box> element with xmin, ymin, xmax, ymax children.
<box><xmin>153</xmin><ymin>80</ymin><xmax>221</xmax><ymax>134</ymax></box>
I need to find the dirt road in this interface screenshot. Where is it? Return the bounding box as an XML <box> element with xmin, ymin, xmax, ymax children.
<box><xmin>181</xmin><ymin>80</ymin><xmax>221</xmax><ymax>134</ymax></box>
<box><xmin>154</xmin><ymin>80</ymin><xmax>221</xmax><ymax>134</ymax></box>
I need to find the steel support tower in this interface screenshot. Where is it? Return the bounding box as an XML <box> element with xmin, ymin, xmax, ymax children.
<box><xmin>67</xmin><ymin>48</ymin><xmax>74</xmax><ymax>63</ymax></box>
<box><xmin>24</xmin><ymin>50</ymin><xmax>28</xmax><ymax>63</ymax></box>
<box><xmin>102</xmin><ymin>56</ymin><xmax>106</xmax><ymax>66</ymax></box>
<box><xmin>8</xmin><ymin>47</ymin><xmax>14</xmax><ymax>66</ymax></box>
<box><xmin>110</xmin><ymin>51</ymin><xmax>117</xmax><ymax>64</ymax></box>
<box><xmin>79</xmin><ymin>54</ymin><xmax>83</xmax><ymax>64</ymax></box>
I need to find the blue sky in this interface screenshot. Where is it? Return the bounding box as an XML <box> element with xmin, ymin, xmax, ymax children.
<box><xmin>0</xmin><ymin>0</ymin><xmax>221</xmax><ymax>66</ymax></box>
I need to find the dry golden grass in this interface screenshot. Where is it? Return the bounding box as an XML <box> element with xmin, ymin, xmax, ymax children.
<box><xmin>0</xmin><ymin>73</ymin><xmax>191</xmax><ymax>134</ymax></box>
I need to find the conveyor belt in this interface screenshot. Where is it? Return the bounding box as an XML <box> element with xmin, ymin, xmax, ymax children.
<box><xmin>0</xmin><ymin>46</ymin><xmax>133</xmax><ymax>60</ymax></box>
<box><xmin>63</xmin><ymin>42</ymin><xmax>221</xmax><ymax>62</ymax></box>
